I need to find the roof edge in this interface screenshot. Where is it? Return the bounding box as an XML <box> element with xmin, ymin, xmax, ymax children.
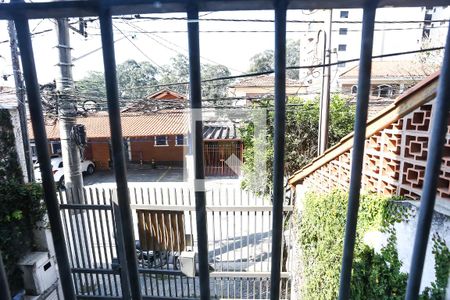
<box><xmin>288</xmin><ymin>71</ymin><xmax>440</xmax><ymax>186</ymax></box>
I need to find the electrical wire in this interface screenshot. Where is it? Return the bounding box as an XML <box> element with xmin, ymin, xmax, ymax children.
<box><xmin>111</xmin><ymin>23</ymin><xmax>164</xmax><ymax>70</ymax></box>
<box><xmin>123</xmin><ymin>20</ymin><xmax>244</xmax><ymax>73</ymax></box>
<box><xmin>112</xmin><ymin>15</ymin><xmax>450</xmax><ymax>25</ymax></box>
<box><xmin>110</xmin><ymin>46</ymin><xmax>444</xmax><ymax>92</ymax></box>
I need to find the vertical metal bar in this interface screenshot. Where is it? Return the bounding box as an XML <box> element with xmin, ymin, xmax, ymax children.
<box><xmin>112</xmin><ymin>196</ymin><xmax>132</xmax><ymax>299</ymax></box>
<box><xmin>187</xmin><ymin>3</ymin><xmax>210</xmax><ymax>300</ymax></box>
<box><xmin>338</xmin><ymin>3</ymin><xmax>377</xmax><ymax>299</ymax></box>
<box><xmin>405</xmin><ymin>24</ymin><xmax>450</xmax><ymax>300</ymax></box>
<box><xmin>0</xmin><ymin>252</ymin><xmax>11</xmax><ymax>300</ymax></box>
<box><xmin>98</xmin><ymin>7</ymin><xmax>142</xmax><ymax>300</ymax></box>
<box><xmin>269</xmin><ymin>0</ymin><xmax>287</xmax><ymax>299</ymax></box>
<box><xmin>13</xmin><ymin>12</ymin><xmax>76</xmax><ymax>300</ymax></box>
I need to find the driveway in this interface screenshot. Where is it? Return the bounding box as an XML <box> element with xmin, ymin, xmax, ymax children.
<box><xmin>83</xmin><ymin>166</ymin><xmax>184</xmax><ymax>186</ymax></box>
<box><xmin>83</xmin><ymin>166</ymin><xmax>242</xmax><ymax>188</ymax></box>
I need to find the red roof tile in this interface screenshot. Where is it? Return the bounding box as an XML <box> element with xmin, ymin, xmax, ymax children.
<box><xmin>28</xmin><ymin>112</ymin><xmax>189</xmax><ymax>140</ymax></box>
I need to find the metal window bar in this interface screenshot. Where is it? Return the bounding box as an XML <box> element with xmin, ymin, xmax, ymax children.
<box><xmin>12</xmin><ymin>6</ymin><xmax>77</xmax><ymax>300</ymax></box>
<box><xmin>0</xmin><ymin>252</ymin><xmax>11</xmax><ymax>300</ymax></box>
<box><xmin>98</xmin><ymin>7</ymin><xmax>142</xmax><ymax>300</ymax></box>
<box><xmin>338</xmin><ymin>2</ymin><xmax>377</xmax><ymax>299</ymax></box>
<box><xmin>187</xmin><ymin>3</ymin><xmax>210</xmax><ymax>300</ymax></box>
<box><xmin>270</xmin><ymin>0</ymin><xmax>287</xmax><ymax>299</ymax></box>
<box><xmin>2</xmin><ymin>1</ymin><xmax>450</xmax><ymax>300</ymax></box>
<box><xmin>405</xmin><ymin>24</ymin><xmax>450</xmax><ymax>300</ymax></box>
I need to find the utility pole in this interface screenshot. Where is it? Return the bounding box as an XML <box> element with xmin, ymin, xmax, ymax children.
<box><xmin>8</xmin><ymin>20</ymin><xmax>33</xmax><ymax>182</ymax></box>
<box><xmin>318</xmin><ymin>9</ymin><xmax>332</xmax><ymax>155</ymax></box>
<box><xmin>55</xmin><ymin>18</ymin><xmax>84</xmax><ymax>202</ymax></box>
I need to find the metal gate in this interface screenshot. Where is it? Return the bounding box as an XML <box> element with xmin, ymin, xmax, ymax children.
<box><xmin>204</xmin><ymin>142</ymin><xmax>243</xmax><ymax>177</ymax></box>
<box><xmin>58</xmin><ymin>185</ymin><xmax>293</xmax><ymax>299</ymax></box>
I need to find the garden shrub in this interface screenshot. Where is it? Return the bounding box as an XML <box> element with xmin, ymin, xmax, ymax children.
<box><xmin>0</xmin><ymin>109</ymin><xmax>46</xmax><ymax>294</ymax></box>
<box><xmin>298</xmin><ymin>190</ymin><xmax>450</xmax><ymax>300</ymax></box>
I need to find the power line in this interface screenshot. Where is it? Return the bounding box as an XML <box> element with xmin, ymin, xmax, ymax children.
<box><xmin>100</xmin><ymin>25</ymin><xmax>449</xmax><ymax>35</ymax></box>
<box><xmin>112</xmin><ymin>46</ymin><xmax>444</xmax><ymax>91</ymax></box>
<box><xmin>112</xmin><ymin>15</ymin><xmax>450</xmax><ymax>25</ymax></box>
<box><xmin>121</xmin><ymin>20</ymin><xmax>245</xmax><ymax>73</ymax></box>
<box><xmin>112</xmin><ymin>23</ymin><xmax>164</xmax><ymax>70</ymax></box>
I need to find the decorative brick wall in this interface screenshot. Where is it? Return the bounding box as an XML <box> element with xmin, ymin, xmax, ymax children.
<box><xmin>302</xmin><ymin>99</ymin><xmax>450</xmax><ymax>204</ymax></box>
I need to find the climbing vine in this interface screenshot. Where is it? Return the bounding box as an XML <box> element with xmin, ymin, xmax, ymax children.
<box><xmin>0</xmin><ymin>109</ymin><xmax>45</xmax><ymax>294</ymax></box>
<box><xmin>297</xmin><ymin>190</ymin><xmax>450</xmax><ymax>300</ymax></box>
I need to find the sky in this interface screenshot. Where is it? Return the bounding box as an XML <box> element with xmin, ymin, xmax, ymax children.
<box><xmin>0</xmin><ymin>7</ymin><xmax>448</xmax><ymax>86</ymax></box>
<box><xmin>0</xmin><ymin>10</ymin><xmax>309</xmax><ymax>84</ymax></box>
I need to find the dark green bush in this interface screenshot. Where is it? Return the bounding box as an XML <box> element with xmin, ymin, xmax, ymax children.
<box><xmin>0</xmin><ymin>181</ymin><xmax>45</xmax><ymax>294</ymax></box>
<box><xmin>298</xmin><ymin>190</ymin><xmax>450</xmax><ymax>300</ymax></box>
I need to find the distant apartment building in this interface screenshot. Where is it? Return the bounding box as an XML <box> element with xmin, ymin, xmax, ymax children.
<box><xmin>298</xmin><ymin>6</ymin><xmax>450</xmax><ymax>95</ymax></box>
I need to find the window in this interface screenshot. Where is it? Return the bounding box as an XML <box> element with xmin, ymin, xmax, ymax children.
<box><xmin>51</xmin><ymin>142</ymin><xmax>61</xmax><ymax>154</ymax></box>
<box><xmin>423</xmin><ymin>28</ymin><xmax>430</xmax><ymax>39</ymax></box>
<box><xmin>338</xmin><ymin>61</ymin><xmax>346</xmax><ymax>68</ymax></box>
<box><xmin>176</xmin><ymin>135</ymin><xmax>186</xmax><ymax>146</ymax></box>
<box><xmin>339</xmin><ymin>28</ymin><xmax>348</xmax><ymax>35</ymax></box>
<box><xmin>374</xmin><ymin>85</ymin><xmax>393</xmax><ymax>98</ymax></box>
<box><xmin>155</xmin><ymin>135</ymin><xmax>168</xmax><ymax>146</ymax></box>
<box><xmin>351</xmin><ymin>85</ymin><xmax>358</xmax><ymax>94</ymax></box>
<box><xmin>340</xmin><ymin>10</ymin><xmax>349</xmax><ymax>18</ymax></box>
<box><xmin>30</xmin><ymin>144</ymin><xmax>37</xmax><ymax>156</ymax></box>
<box><xmin>338</xmin><ymin>44</ymin><xmax>347</xmax><ymax>51</ymax></box>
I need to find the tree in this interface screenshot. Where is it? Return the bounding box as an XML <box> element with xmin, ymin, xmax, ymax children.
<box><xmin>248</xmin><ymin>49</ymin><xmax>274</xmax><ymax>73</ymax></box>
<box><xmin>201</xmin><ymin>63</ymin><xmax>231</xmax><ymax>101</ymax></box>
<box><xmin>159</xmin><ymin>54</ymin><xmax>232</xmax><ymax>100</ymax></box>
<box><xmin>241</xmin><ymin>94</ymin><xmax>355</xmax><ymax>194</ymax></box>
<box><xmin>248</xmin><ymin>39</ymin><xmax>300</xmax><ymax>80</ymax></box>
<box><xmin>117</xmin><ymin>60</ymin><xmax>158</xmax><ymax>99</ymax></box>
<box><xmin>76</xmin><ymin>59</ymin><xmax>159</xmax><ymax>100</ymax></box>
<box><xmin>159</xmin><ymin>54</ymin><xmax>191</xmax><ymax>96</ymax></box>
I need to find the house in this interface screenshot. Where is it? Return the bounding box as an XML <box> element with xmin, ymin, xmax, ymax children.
<box><xmin>28</xmin><ymin>112</ymin><xmax>243</xmax><ymax>176</ymax></box>
<box><xmin>228</xmin><ymin>74</ymin><xmax>307</xmax><ymax>102</ymax></box>
<box><xmin>122</xmin><ymin>89</ymin><xmax>187</xmax><ymax>113</ymax></box>
<box><xmin>338</xmin><ymin>60</ymin><xmax>437</xmax><ymax>119</ymax></box>
<box><xmin>288</xmin><ymin>72</ymin><xmax>449</xmax><ymax>294</ymax></box>
<box><xmin>338</xmin><ymin>60</ymin><xmax>436</xmax><ymax>98</ymax></box>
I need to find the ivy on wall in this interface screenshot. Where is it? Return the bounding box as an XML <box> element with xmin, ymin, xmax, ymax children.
<box><xmin>0</xmin><ymin>109</ymin><xmax>23</xmax><ymax>181</ymax></box>
<box><xmin>297</xmin><ymin>190</ymin><xmax>450</xmax><ymax>300</ymax></box>
<box><xmin>0</xmin><ymin>109</ymin><xmax>45</xmax><ymax>294</ymax></box>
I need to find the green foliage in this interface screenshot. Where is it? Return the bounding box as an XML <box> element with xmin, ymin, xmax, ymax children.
<box><xmin>241</xmin><ymin>95</ymin><xmax>355</xmax><ymax>194</ymax></box>
<box><xmin>421</xmin><ymin>234</ymin><xmax>450</xmax><ymax>299</ymax></box>
<box><xmin>0</xmin><ymin>109</ymin><xmax>46</xmax><ymax>294</ymax></box>
<box><xmin>0</xmin><ymin>110</ymin><xmax>23</xmax><ymax>181</ymax></box>
<box><xmin>77</xmin><ymin>54</ymin><xmax>232</xmax><ymax>103</ymax></box>
<box><xmin>298</xmin><ymin>190</ymin><xmax>450</xmax><ymax>300</ymax></box>
<box><xmin>0</xmin><ymin>181</ymin><xmax>45</xmax><ymax>294</ymax></box>
<box><xmin>248</xmin><ymin>49</ymin><xmax>274</xmax><ymax>73</ymax></box>
<box><xmin>76</xmin><ymin>59</ymin><xmax>159</xmax><ymax>100</ymax></box>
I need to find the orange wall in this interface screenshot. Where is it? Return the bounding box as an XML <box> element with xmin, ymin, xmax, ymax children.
<box><xmin>130</xmin><ymin>136</ymin><xmax>186</xmax><ymax>163</ymax></box>
<box><xmin>90</xmin><ymin>142</ymin><xmax>110</xmax><ymax>170</ymax></box>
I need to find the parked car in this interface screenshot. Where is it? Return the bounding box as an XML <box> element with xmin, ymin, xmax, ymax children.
<box><xmin>34</xmin><ymin>156</ymin><xmax>95</xmax><ymax>188</ymax></box>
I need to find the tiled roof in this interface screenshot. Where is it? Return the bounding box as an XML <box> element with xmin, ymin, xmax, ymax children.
<box><xmin>145</xmin><ymin>89</ymin><xmax>186</xmax><ymax>100</ymax></box>
<box><xmin>339</xmin><ymin>60</ymin><xmax>435</xmax><ymax>80</ymax></box>
<box><xmin>28</xmin><ymin>112</ymin><xmax>189</xmax><ymax>140</ymax></box>
<box><xmin>230</xmin><ymin>75</ymin><xmax>303</xmax><ymax>88</ymax></box>
<box><xmin>203</xmin><ymin>123</ymin><xmax>239</xmax><ymax>140</ymax></box>
<box><xmin>289</xmin><ymin>71</ymin><xmax>440</xmax><ymax>186</ymax></box>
